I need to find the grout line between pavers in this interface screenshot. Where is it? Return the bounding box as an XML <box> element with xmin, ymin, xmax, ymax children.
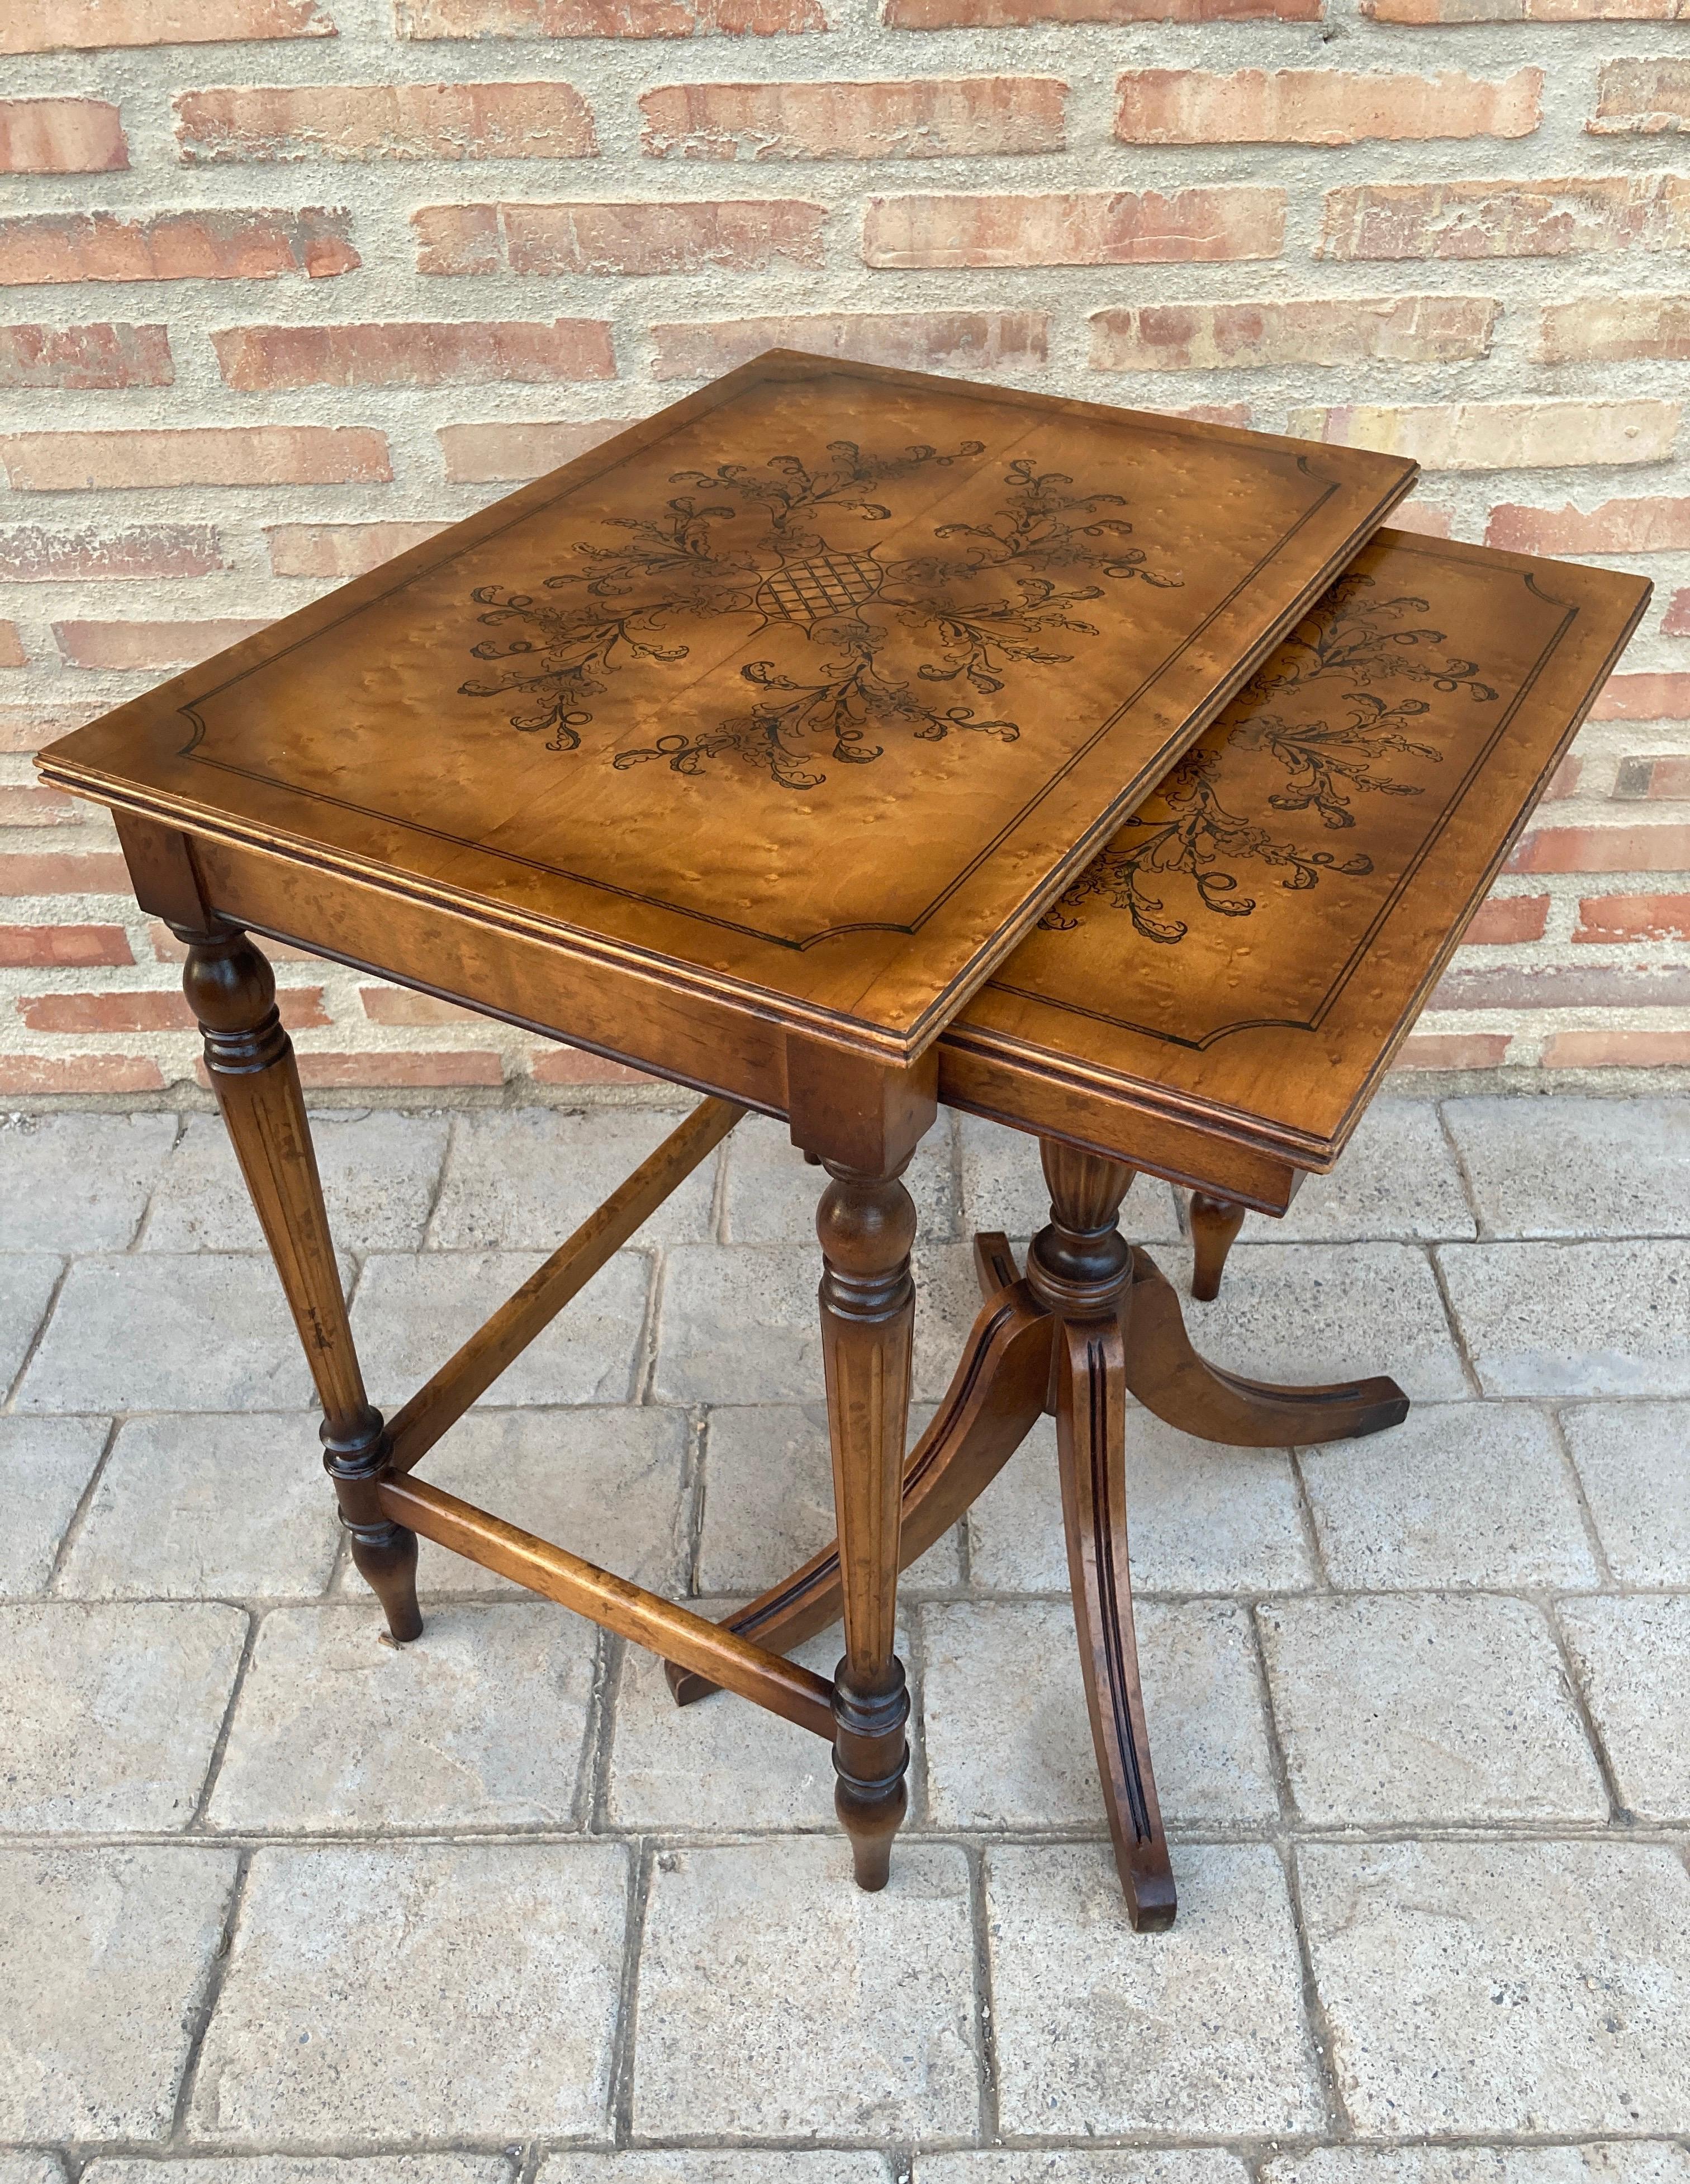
<box><xmin>1423</xmin><ymin>1241</ymin><xmax>1487</xmax><ymax>1399</ymax></box>
<box><xmin>415</xmin><ymin>1109</ymin><xmax>459</xmax><ymax>1255</ymax></box>
<box><xmin>186</xmin><ymin>1604</ymin><xmax>263</xmax><ymax>1835</ymax></box>
<box><xmin>585</xmin><ymin>1629</ymin><xmax>625</xmax><ymax>1840</ymax></box>
<box><xmin>1277</xmin><ymin>1835</ymin><xmax>1352</xmax><ymax>2143</ymax></box>
<box><xmin>1433</xmin><ymin>1096</ymin><xmax>1489</xmax><ymax>1243</ymax></box>
<box><xmin>41</xmin><ymin>1411</ymin><xmax>122</xmax><ymax>1594</ymax></box>
<box><xmin>1285</xmin><ymin>1447</ymin><xmax>1332</xmax><ymax>1591</ymax></box>
<box><xmin>964</xmin><ymin>1837</ymin><xmax>1001</xmax><ymax>2150</ymax></box>
<box><xmin>606</xmin><ymin>1839</ymin><xmax>654</xmax><ymax>2152</ymax></box>
<box><xmin>632</xmin><ymin>1245</ymin><xmax>663</xmax><ymax>1408</ymax></box>
<box><xmin>1541</xmin><ymin>1595</ymin><xmax>1634</xmax><ymax>1827</ymax></box>
<box><xmin>165</xmin><ymin>1843</ymin><xmax>253</xmax><ymax>2150</ymax></box>
<box><xmin>1543</xmin><ymin>1399</ymin><xmax>1620</xmax><ymax>1590</ymax></box>
<box><xmin>2</xmin><ymin>1252</ymin><xmax>70</xmax><ymax>1414</ymax></box>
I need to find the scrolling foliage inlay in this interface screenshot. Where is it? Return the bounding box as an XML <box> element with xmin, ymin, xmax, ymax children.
<box><xmin>458</xmin><ymin>438</ymin><xmax>1184</xmax><ymax>792</ymax></box>
<box><xmin>1040</xmin><ymin>572</ymin><xmax>1500</xmax><ymax>946</ymax></box>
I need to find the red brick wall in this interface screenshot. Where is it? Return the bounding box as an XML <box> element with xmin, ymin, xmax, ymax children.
<box><xmin>2</xmin><ymin>2</ymin><xmax>1687</xmax><ymax>1094</ymax></box>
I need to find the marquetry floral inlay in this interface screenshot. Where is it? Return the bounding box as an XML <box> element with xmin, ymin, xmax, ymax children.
<box><xmin>1041</xmin><ymin>571</ymin><xmax>1500</xmax><ymax>946</ymax></box>
<box><xmin>458</xmin><ymin>439</ymin><xmax>1183</xmax><ymax>791</ymax></box>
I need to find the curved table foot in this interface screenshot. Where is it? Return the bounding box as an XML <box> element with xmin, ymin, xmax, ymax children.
<box><xmin>1189</xmin><ymin>1193</ymin><xmax>1247</xmax><ymax>1302</ymax></box>
<box><xmin>1055</xmin><ymin>1311</ymin><xmax>1175</xmax><ymax>1931</ymax></box>
<box><xmin>666</xmin><ymin>1275</ymin><xmax>1053</xmax><ymax>1706</ymax></box>
<box><xmin>1123</xmin><ymin>1247</ymin><xmax>1409</xmax><ymax>1447</ymax></box>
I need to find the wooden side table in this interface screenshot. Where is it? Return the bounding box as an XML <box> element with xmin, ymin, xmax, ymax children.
<box><xmin>38</xmin><ymin>353</ymin><xmax>1428</xmax><ymax>1920</ymax></box>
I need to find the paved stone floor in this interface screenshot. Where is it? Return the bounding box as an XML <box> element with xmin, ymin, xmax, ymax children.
<box><xmin>3</xmin><ymin>1091</ymin><xmax>1690</xmax><ymax>2183</ymax></box>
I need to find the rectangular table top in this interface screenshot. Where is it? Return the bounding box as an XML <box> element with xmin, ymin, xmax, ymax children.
<box><xmin>941</xmin><ymin>528</ymin><xmax>1652</xmax><ymax>1199</ymax></box>
<box><xmin>40</xmin><ymin>352</ymin><xmax>1415</xmax><ymax>1068</ymax></box>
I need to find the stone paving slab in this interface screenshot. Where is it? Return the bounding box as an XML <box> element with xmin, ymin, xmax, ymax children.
<box><xmin>16</xmin><ymin>1256</ymin><xmax>314</xmax><ymax>1413</ymax></box>
<box><xmin>697</xmin><ymin>1402</ymin><xmax>960</xmax><ymax>1595</ymax></box>
<box><xmin>352</xmin><ymin>1248</ymin><xmax>651</xmax><ymax>1409</ymax></box>
<box><xmin>0</xmin><ymin>2159</ymin><xmax>65</xmax><ymax>2184</ymax></box>
<box><xmin>1444</xmin><ymin>1095</ymin><xmax>1690</xmax><ymax>1239</ymax></box>
<box><xmin>605</xmin><ymin>1621</ymin><xmax>854</xmax><ymax>1832</ymax></box>
<box><xmin>1298</xmin><ymin>1403</ymin><xmax>1599</xmax><ymax>1591</ymax></box>
<box><xmin>985</xmin><ymin>1843</ymin><xmax>1325</xmax><ymax>2138</ymax></box>
<box><xmin>0</xmin><ymin>1413</ymin><xmax>108</xmax><ymax>1597</ymax></box>
<box><xmin>632</xmin><ymin>1835</ymin><xmax>979</xmax><ymax>2143</ymax></box>
<box><xmin>206</xmin><ymin>1601</ymin><xmax>598</xmax><ymax>1832</ymax></box>
<box><xmin>958</xmin><ymin>1113</ymin><xmax>1182</xmax><ymax>1245</ymax></box>
<box><xmin>88</xmin><ymin>2162</ymin><xmax>511</xmax><ymax>2184</ymax></box>
<box><xmin>918</xmin><ymin>2158</ymin><xmax>1250</xmax><ymax>2184</ymax></box>
<box><xmin>2</xmin><ymin>1114</ymin><xmax>179</xmax><ymax>1253</ymax></box>
<box><xmin>721</xmin><ymin>1110</ymin><xmax>958</xmax><ymax>1243</ymax></box>
<box><xmin>429</xmin><ymin>1106</ymin><xmax>716</xmax><ymax>1250</ymax></box>
<box><xmin>398</xmin><ymin>1406</ymin><xmax>691</xmax><ymax>1598</ymax></box>
<box><xmin>0</xmin><ymin>1254</ymin><xmax>62</xmax><ymax>1400</ymax></box>
<box><xmin>1233</xmin><ymin>1102</ymin><xmax>1476</xmax><ymax>1246</ymax></box>
<box><xmin>1259</xmin><ymin>1594</ymin><xmax>1608</xmax><ymax>1825</ymax></box>
<box><xmin>0</xmin><ymin>1601</ymin><xmax>246</xmax><ymax>1831</ymax></box>
<box><xmin>57</xmin><ymin>1413</ymin><xmax>338</xmax><ymax>1601</ymax></box>
<box><xmin>1299</xmin><ymin>1839</ymin><xmax>1690</xmax><ymax>2134</ymax></box>
<box><xmin>1559</xmin><ymin>1400</ymin><xmax>1690</xmax><ymax>1584</ymax></box>
<box><xmin>1439</xmin><ymin>1241</ymin><xmax>1690</xmax><ymax>1397</ymax></box>
<box><xmin>141</xmin><ymin>1112</ymin><xmax>450</xmax><ymax>1255</ymax></box>
<box><xmin>1259</xmin><ymin>2149</ymin><xmax>1690</xmax><ymax>2184</ymax></box>
<box><xmin>0</xmin><ymin>1845</ymin><xmax>238</xmax><ymax>2141</ymax></box>
<box><xmin>188</xmin><ymin>1843</ymin><xmax>629</xmax><ymax>2142</ymax></box>
<box><xmin>965</xmin><ymin>1415</ymin><xmax>1315</xmax><ymax>1596</ymax></box>
<box><xmin>920</xmin><ymin>1599</ymin><xmax>1278</xmax><ymax>1829</ymax></box>
<box><xmin>1162</xmin><ymin>1241</ymin><xmax>1470</xmax><ymax>1402</ymax></box>
<box><xmin>545</xmin><ymin>2159</ymin><xmax>892</xmax><ymax>2184</ymax></box>
<box><xmin>1559</xmin><ymin>1594</ymin><xmax>1690</xmax><ymax>1820</ymax></box>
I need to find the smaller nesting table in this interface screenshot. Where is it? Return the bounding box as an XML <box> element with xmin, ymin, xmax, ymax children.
<box><xmin>37</xmin><ymin>357</ymin><xmax>1645</xmax><ymax>1933</ymax></box>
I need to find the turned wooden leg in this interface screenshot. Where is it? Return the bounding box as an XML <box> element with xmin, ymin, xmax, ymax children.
<box><xmin>1030</xmin><ymin>1141</ymin><xmax>1176</xmax><ymax>1931</ymax></box>
<box><xmin>1189</xmin><ymin>1193</ymin><xmax>1247</xmax><ymax>1302</ymax></box>
<box><xmin>816</xmin><ymin>1159</ymin><xmax>916</xmax><ymax>1891</ymax></box>
<box><xmin>179</xmin><ymin>921</ymin><xmax>421</xmax><ymax>1642</ymax></box>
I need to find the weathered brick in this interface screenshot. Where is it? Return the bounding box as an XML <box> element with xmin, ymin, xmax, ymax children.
<box><xmin>530</xmin><ymin>1044</ymin><xmax>652</xmax><ymax>1085</ymax></box>
<box><xmin>1593</xmin><ymin>671</ymin><xmax>1690</xmax><ymax>720</ymax></box>
<box><xmin>0</xmin><ymin>624</ymin><xmax>26</xmax><ymax>668</ymax></box>
<box><xmin>0</xmin><ymin>706</ymin><xmax>100</xmax><ymax>753</ymax></box>
<box><xmin>863</xmin><ymin>188</ymin><xmax>1284</xmax><ymax>267</ymax></box>
<box><xmin>1431</xmin><ymin>961</ymin><xmax>1690</xmax><ymax>1008</ymax></box>
<box><xmin>1664</xmin><ymin>588</ymin><xmax>1690</xmax><ymax>636</ymax></box>
<box><xmin>0</xmin><ymin>1053</ymin><xmax>165</xmax><ymax>1093</ymax></box>
<box><xmin>1318</xmin><ymin>175</ymin><xmax>1690</xmax><ymax>260</ymax></box>
<box><xmin>0</xmin><ymin>786</ymin><xmax>81</xmax><ymax>826</ymax></box>
<box><xmin>396</xmin><ymin>0</ymin><xmax>825</xmax><ymax>32</ymax></box>
<box><xmin>53</xmin><ymin>619</ymin><xmax>270</xmax><ymax>670</ymax></box>
<box><xmin>212</xmin><ymin>318</ymin><xmax>615</xmax><ymax>388</ymax></box>
<box><xmin>1575</xmin><ymin>892</ymin><xmax>1690</xmax><ymax>942</ymax></box>
<box><xmin>1364</xmin><ymin>0</ymin><xmax>1686</xmax><ymax>21</ymax></box>
<box><xmin>1291</xmin><ymin>399</ymin><xmax>1679</xmax><ymax>469</ymax></box>
<box><xmin>1628</xmin><ymin>755</ymin><xmax>1690</xmax><ymax>796</ymax></box>
<box><xmin>359</xmin><ymin>986</ymin><xmax>486</xmax><ymax>1025</ymax></box>
<box><xmin>1171</xmin><ymin>402</ymin><xmax>1252</xmax><ymax>426</ymax></box>
<box><xmin>0</xmin><ymin>525</ymin><xmax>225</xmax><ymax>582</ymax></box>
<box><xmin>1389</xmin><ymin>500</ymin><xmax>1454</xmax><ymax>538</ymax></box>
<box><xmin>0</xmin><ymin>923</ymin><xmax>134</xmax><ymax>967</ymax></box>
<box><xmin>1463</xmin><ymin>894</ymin><xmax>1550</xmax><ymax>943</ymax></box>
<box><xmin>2</xmin><ymin>0</ymin><xmax>335</xmax><ymax>50</ymax></box>
<box><xmin>414</xmin><ymin>198</ymin><xmax>825</xmax><ymax>274</ymax></box>
<box><xmin>18</xmin><ymin>986</ymin><xmax>327</xmax><ymax>1032</ymax></box>
<box><xmin>1542</xmin><ymin>1030</ymin><xmax>1690</xmax><ymax>1067</ymax></box>
<box><xmin>1539</xmin><ymin>293</ymin><xmax>1690</xmax><ymax>363</ymax></box>
<box><xmin>0</xmin><ymin>323</ymin><xmax>173</xmax><ymax>390</ymax></box>
<box><xmin>0</xmin><ymin>99</ymin><xmax>127</xmax><ymax>173</ymax></box>
<box><xmin>288</xmin><ymin>1050</ymin><xmax>505</xmax><ymax>1086</ymax></box>
<box><xmin>1509</xmin><ymin>823</ymin><xmax>1690</xmax><ymax>871</ymax></box>
<box><xmin>0</xmin><ymin>851</ymin><xmax>130</xmax><ymax>894</ymax></box>
<box><xmin>0</xmin><ymin>207</ymin><xmax>358</xmax><ymax>285</ymax></box>
<box><xmin>1545</xmin><ymin>753</ymin><xmax>1583</xmax><ymax>800</ymax></box>
<box><xmin>639</xmin><ymin>78</ymin><xmax>1064</xmax><ymax>159</ymax></box>
<box><xmin>175</xmin><ymin>82</ymin><xmax>597</xmax><ymax>163</ymax></box>
<box><xmin>1392</xmin><ymin>1032</ymin><xmax>1511</xmax><ymax>1069</ymax></box>
<box><xmin>654</xmin><ymin>309</ymin><xmax>1046</xmax><ymax>377</ymax></box>
<box><xmin>437</xmin><ymin>416</ymin><xmax>633</xmax><ymax>481</ymax></box>
<box><xmin>1115</xmin><ymin>67</ymin><xmax>1540</xmax><ymax>145</ymax></box>
<box><xmin>1589</xmin><ymin>59</ymin><xmax>1690</xmax><ymax>134</ymax></box>
<box><xmin>1487</xmin><ymin>496</ymin><xmax>1690</xmax><ymax>554</ymax></box>
<box><xmin>1090</xmin><ymin>295</ymin><xmax>1494</xmax><ymax>372</ymax></box>
<box><xmin>0</xmin><ymin>426</ymin><xmax>391</xmax><ymax>490</ymax></box>
<box><xmin>265</xmin><ymin>521</ymin><xmax>449</xmax><ymax>578</ymax></box>
<box><xmin>889</xmin><ymin>0</ymin><xmax>1318</xmax><ymax>21</ymax></box>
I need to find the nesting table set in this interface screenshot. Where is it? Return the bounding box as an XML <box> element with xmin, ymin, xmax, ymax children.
<box><xmin>40</xmin><ymin>354</ymin><xmax>1649</xmax><ymax>1931</ymax></box>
